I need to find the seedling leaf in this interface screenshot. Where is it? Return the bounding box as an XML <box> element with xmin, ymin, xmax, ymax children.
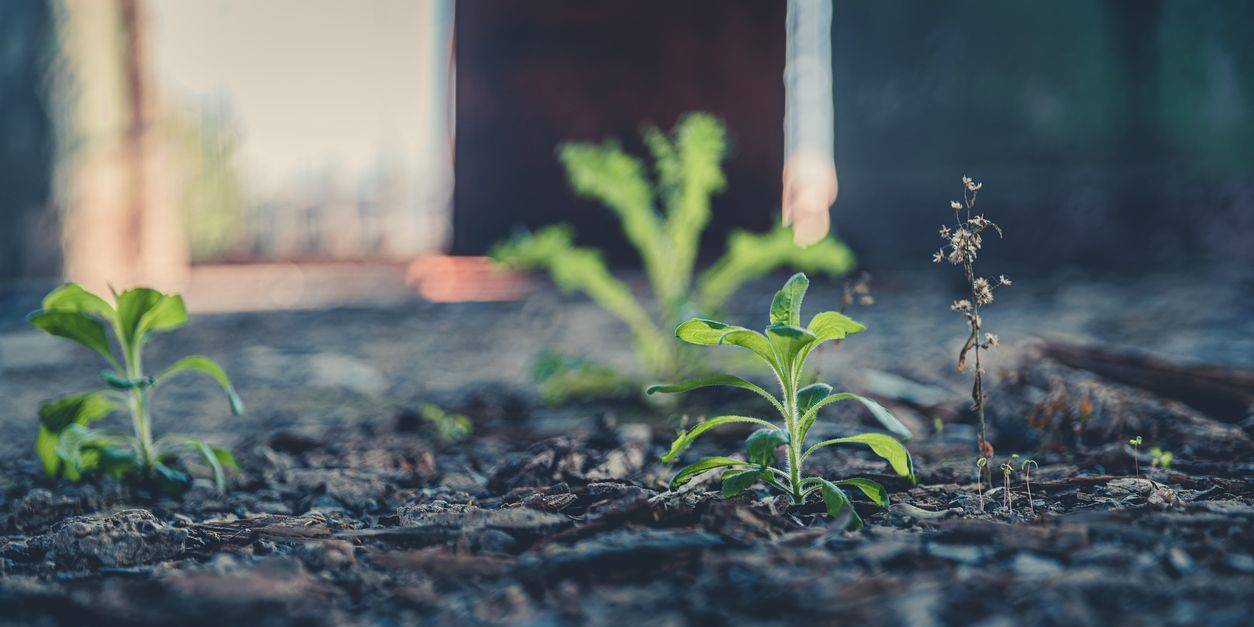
<box><xmin>156</xmin><ymin>355</ymin><xmax>244</xmax><ymax>414</ymax></box>
<box><xmin>805</xmin><ymin>433</ymin><xmax>915</xmax><ymax>482</ymax></box>
<box><xmin>646</xmin><ymin>374</ymin><xmax>784</xmax><ymax>415</ymax></box>
<box><xmin>670</xmin><ymin>456</ymin><xmax>753</xmax><ymax>490</ymax></box>
<box><xmin>835</xmin><ymin>477</ymin><xmax>889</xmax><ymax>507</ymax></box>
<box><xmin>27</xmin><ymin>311</ymin><xmax>114</xmax><ymax>365</ymax></box>
<box><xmin>745</xmin><ymin>428</ymin><xmax>789</xmax><ymax>466</ymax></box>
<box><xmin>819</xmin><ymin>478</ymin><xmax>864</xmax><ymax>529</ymax></box>
<box><xmin>662</xmin><ymin>415</ymin><xmax>777</xmax><ymax>462</ymax></box>
<box><xmin>770</xmin><ymin>272</ymin><xmax>809</xmax><ymax>326</ymax></box>
<box><xmin>721</xmin><ymin>468</ymin><xmax>762</xmax><ymax>497</ymax></box>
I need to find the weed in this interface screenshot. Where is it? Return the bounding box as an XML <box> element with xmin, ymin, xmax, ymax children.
<box><xmin>1021</xmin><ymin>457</ymin><xmax>1038</xmax><ymax>515</ymax></box>
<box><xmin>1129</xmin><ymin>435</ymin><xmax>1143</xmax><ymax>478</ymax></box>
<box><xmin>1150</xmin><ymin>447</ymin><xmax>1173</xmax><ymax>470</ymax></box>
<box><xmin>27</xmin><ymin>284</ymin><xmax>241</xmax><ymax>491</ymax></box>
<box><xmin>647</xmin><ymin>273</ymin><xmax>914</xmax><ymax>528</ymax></box>
<box><xmin>494</xmin><ymin>113</ymin><xmax>855</xmax><ymax>398</ymax></box>
<box><xmin>933</xmin><ymin>176</ymin><xmax>1009</xmax><ymax>476</ymax></box>
<box><xmin>1001</xmin><ymin>459</ymin><xmax>1016</xmax><ymax>514</ymax></box>
<box><xmin>418</xmin><ymin>404</ymin><xmax>472</xmax><ymax>444</ymax></box>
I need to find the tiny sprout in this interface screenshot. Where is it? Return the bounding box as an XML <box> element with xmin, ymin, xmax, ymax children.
<box><xmin>976</xmin><ymin>457</ymin><xmax>989</xmax><ymax>512</ymax></box>
<box><xmin>1129</xmin><ymin>435</ymin><xmax>1143</xmax><ymax>478</ymax></box>
<box><xmin>418</xmin><ymin>404</ymin><xmax>472</xmax><ymax>443</ymax></box>
<box><xmin>1020</xmin><ymin>458</ymin><xmax>1038</xmax><ymax>515</ymax></box>
<box><xmin>647</xmin><ymin>273</ymin><xmax>915</xmax><ymax>529</ymax></box>
<box><xmin>1000</xmin><ymin>461</ymin><xmax>1015</xmax><ymax>514</ymax></box>
<box><xmin>1150</xmin><ymin>447</ymin><xmax>1174</xmax><ymax>470</ymax></box>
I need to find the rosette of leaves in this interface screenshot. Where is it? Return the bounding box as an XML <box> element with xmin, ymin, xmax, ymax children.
<box><xmin>647</xmin><ymin>273</ymin><xmax>914</xmax><ymax>528</ymax></box>
<box><xmin>27</xmin><ymin>284</ymin><xmax>242</xmax><ymax>491</ymax></box>
<box><xmin>493</xmin><ymin>113</ymin><xmax>855</xmax><ymax>400</ymax></box>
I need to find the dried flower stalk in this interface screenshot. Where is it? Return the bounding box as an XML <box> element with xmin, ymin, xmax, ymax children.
<box><xmin>934</xmin><ymin>176</ymin><xmax>1010</xmax><ymax>495</ymax></box>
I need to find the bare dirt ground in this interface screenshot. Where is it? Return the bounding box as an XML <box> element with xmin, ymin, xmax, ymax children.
<box><xmin>0</xmin><ymin>273</ymin><xmax>1250</xmax><ymax>626</ymax></box>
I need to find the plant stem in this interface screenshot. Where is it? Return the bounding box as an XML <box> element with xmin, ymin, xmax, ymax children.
<box><xmin>123</xmin><ymin>341</ymin><xmax>154</xmax><ymax>468</ymax></box>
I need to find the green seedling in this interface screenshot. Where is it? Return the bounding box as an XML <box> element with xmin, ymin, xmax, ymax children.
<box><xmin>494</xmin><ymin>113</ymin><xmax>855</xmax><ymax>398</ymax></box>
<box><xmin>646</xmin><ymin>273</ymin><xmax>914</xmax><ymax>528</ymax></box>
<box><xmin>1149</xmin><ymin>447</ymin><xmax>1173</xmax><ymax>470</ymax></box>
<box><xmin>27</xmin><ymin>284</ymin><xmax>242</xmax><ymax>491</ymax></box>
<box><xmin>1001</xmin><ymin>459</ymin><xmax>1016</xmax><ymax>514</ymax></box>
<box><xmin>1128</xmin><ymin>435</ymin><xmax>1143</xmax><ymax>478</ymax></box>
<box><xmin>1021</xmin><ymin>457</ymin><xmax>1038</xmax><ymax>516</ymax></box>
<box><xmin>976</xmin><ymin>456</ymin><xmax>989</xmax><ymax>512</ymax></box>
<box><xmin>419</xmin><ymin>403</ymin><xmax>472</xmax><ymax>444</ymax></box>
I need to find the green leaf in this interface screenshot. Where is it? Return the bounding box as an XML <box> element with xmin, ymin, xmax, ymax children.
<box><xmin>819</xmin><ymin>478</ymin><xmax>864</xmax><ymax>528</ymax></box>
<box><xmin>717</xmin><ymin>329</ymin><xmax>780</xmax><ymax>370</ymax></box>
<box><xmin>801</xmin><ymin>392</ymin><xmax>913</xmax><ymax>440</ymax></box>
<box><xmin>155</xmin><ymin>355</ymin><xmax>243</xmax><ymax>414</ymax></box>
<box><xmin>745</xmin><ymin>428</ymin><xmax>789</xmax><ymax>466</ymax></box>
<box><xmin>796</xmin><ymin>383</ymin><xmax>833</xmax><ymax>416</ymax></box>
<box><xmin>646</xmin><ymin>374</ymin><xmax>784</xmax><ymax>416</ymax></box>
<box><xmin>676</xmin><ymin>318</ymin><xmax>737</xmax><ymax>345</ymax></box>
<box><xmin>765</xmin><ymin>324</ymin><xmax>816</xmax><ymax>366</ymax></box>
<box><xmin>152</xmin><ymin>462</ymin><xmax>192</xmax><ymax>493</ymax></box>
<box><xmin>36</xmin><ymin>426</ymin><xmax>61</xmax><ymax>477</ymax></box>
<box><xmin>769</xmin><ymin>273</ymin><xmax>809</xmax><ymax>326</ymax></box>
<box><xmin>27</xmin><ymin>310</ymin><xmax>115</xmax><ymax>364</ymax></box>
<box><xmin>54</xmin><ymin>424</ymin><xmax>118</xmax><ymax>472</ymax></box>
<box><xmin>116</xmin><ymin>288</ymin><xmax>187</xmax><ymax>348</ymax></box>
<box><xmin>192</xmin><ymin>439</ymin><xmax>227</xmax><ymax>490</ymax></box>
<box><xmin>804</xmin><ymin>433</ymin><xmax>915</xmax><ymax>482</ymax></box>
<box><xmin>38</xmin><ymin>392</ymin><xmax>115</xmax><ymax>433</ymax></box>
<box><xmin>835</xmin><ymin>478</ymin><xmax>889</xmax><ymax>508</ymax></box>
<box><xmin>662</xmin><ymin>415</ymin><xmax>778</xmax><ymax>462</ymax></box>
<box><xmin>721</xmin><ymin>468</ymin><xmax>761</xmax><ymax>497</ymax></box>
<box><xmin>211</xmin><ymin>446</ymin><xmax>238</xmax><ymax>470</ymax></box>
<box><xmin>670</xmin><ymin>456</ymin><xmax>753</xmax><ymax>490</ymax></box>
<box><xmin>41</xmin><ymin>283</ymin><xmax>115</xmax><ymax>319</ymax></box>
<box><xmin>807</xmin><ymin>311</ymin><xmax>867</xmax><ymax>343</ymax></box>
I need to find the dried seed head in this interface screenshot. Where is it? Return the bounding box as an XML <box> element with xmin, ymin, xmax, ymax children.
<box><xmin>949</xmin><ymin>228</ymin><xmax>981</xmax><ymax>264</ymax></box>
<box><xmin>932</xmin><ymin>250</ymin><xmax>944</xmax><ymax>264</ymax></box>
<box><xmin>939</xmin><ymin>225</ymin><xmax>951</xmax><ymax>238</ymax></box>
<box><xmin>950</xmin><ymin>200</ymin><xmax>963</xmax><ymax>210</ymax></box>
<box><xmin>951</xmin><ymin>299</ymin><xmax>972</xmax><ymax>311</ymax></box>
<box><xmin>962</xmin><ymin>175</ymin><xmax>983</xmax><ymax>191</ymax></box>
<box><xmin>983</xmin><ymin>332</ymin><xmax>999</xmax><ymax>348</ymax></box>
<box><xmin>998</xmin><ymin>274</ymin><xmax>1012</xmax><ymax>286</ymax></box>
<box><xmin>973</xmin><ymin>277</ymin><xmax>994</xmax><ymax>305</ymax></box>
<box><xmin>859</xmin><ymin>295</ymin><xmax>874</xmax><ymax>306</ymax></box>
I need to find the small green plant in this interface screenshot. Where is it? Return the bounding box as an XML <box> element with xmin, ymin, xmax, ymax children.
<box><xmin>1021</xmin><ymin>457</ymin><xmax>1038</xmax><ymax>516</ymax></box>
<box><xmin>1129</xmin><ymin>435</ymin><xmax>1143</xmax><ymax>478</ymax></box>
<box><xmin>418</xmin><ymin>403</ymin><xmax>472</xmax><ymax>444</ymax></box>
<box><xmin>494</xmin><ymin>113</ymin><xmax>855</xmax><ymax>398</ymax></box>
<box><xmin>1001</xmin><ymin>457</ymin><xmax>1016</xmax><ymax>514</ymax></box>
<box><xmin>1149</xmin><ymin>447</ymin><xmax>1173</xmax><ymax>470</ymax></box>
<box><xmin>27</xmin><ymin>284</ymin><xmax>242</xmax><ymax>490</ymax></box>
<box><xmin>646</xmin><ymin>273</ymin><xmax>913</xmax><ymax>528</ymax></box>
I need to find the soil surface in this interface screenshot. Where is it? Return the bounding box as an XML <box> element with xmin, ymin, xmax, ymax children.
<box><xmin>0</xmin><ymin>273</ymin><xmax>1251</xmax><ymax>626</ymax></box>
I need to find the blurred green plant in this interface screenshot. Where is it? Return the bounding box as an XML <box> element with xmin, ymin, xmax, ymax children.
<box><xmin>1149</xmin><ymin>447</ymin><xmax>1173</xmax><ymax>470</ymax></box>
<box><xmin>493</xmin><ymin>113</ymin><xmax>855</xmax><ymax>400</ymax></box>
<box><xmin>27</xmin><ymin>284</ymin><xmax>242</xmax><ymax>491</ymax></box>
<box><xmin>418</xmin><ymin>403</ymin><xmax>473</xmax><ymax>444</ymax></box>
<box><xmin>647</xmin><ymin>273</ymin><xmax>912</xmax><ymax>528</ymax></box>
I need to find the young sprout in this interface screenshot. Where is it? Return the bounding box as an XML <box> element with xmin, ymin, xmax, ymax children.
<box><xmin>934</xmin><ymin>176</ymin><xmax>1008</xmax><ymax>477</ymax></box>
<box><xmin>976</xmin><ymin>456</ymin><xmax>989</xmax><ymax>512</ymax></box>
<box><xmin>1000</xmin><ymin>459</ymin><xmax>1016</xmax><ymax>514</ymax></box>
<box><xmin>418</xmin><ymin>404</ymin><xmax>472</xmax><ymax>444</ymax></box>
<box><xmin>647</xmin><ymin>273</ymin><xmax>914</xmax><ymax>528</ymax></box>
<box><xmin>1021</xmin><ymin>457</ymin><xmax>1038</xmax><ymax>516</ymax></box>
<box><xmin>27</xmin><ymin>284</ymin><xmax>242</xmax><ymax>491</ymax></box>
<box><xmin>1150</xmin><ymin>447</ymin><xmax>1174</xmax><ymax>470</ymax></box>
<box><xmin>1128</xmin><ymin>435</ymin><xmax>1143</xmax><ymax>478</ymax></box>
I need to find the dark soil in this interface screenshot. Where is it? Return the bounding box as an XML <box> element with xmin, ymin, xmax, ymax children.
<box><xmin>0</xmin><ymin>275</ymin><xmax>1251</xmax><ymax>626</ymax></box>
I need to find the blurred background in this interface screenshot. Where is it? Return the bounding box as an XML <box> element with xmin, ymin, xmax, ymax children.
<box><xmin>1</xmin><ymin>0</ymin><xmax>1251</xmax><ymax>304</ymax></box>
